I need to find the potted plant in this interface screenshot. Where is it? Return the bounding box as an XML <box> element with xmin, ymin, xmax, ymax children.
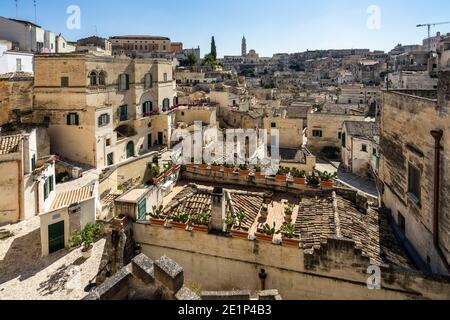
<box><xmin>306</xmin><ymin>175</ymin><xmax>320</xmax><ymax>187</ymax></box>
<box><xmin>211</xmin><ymin>162</ymin><xmax>221</xmax><ymax>172</ymax></box>
<box><xmin>318</xmin><ymin>171</ymin><xmax>337</xmax><ymax>188</ymax></box>
<box><xmin>292</xmin><ymin>169</ymin><xmax>306</xmax><ymax>184</ymax></box>
<box><xmin>254</xmin><ymin>166</ymin><xmax>264</xmax><ymax>178</ymax></box>
<box><xmin>70</xmin><ymin>222</ymin><xmax>104</xmax><ymax>259</ymax></box>
<box><xmin>280</xmin><ymin>223</ymin><xmax>300</xmax><ymax>247</ymax></box>
<box><xmin>231</xmin><ymin>210</ymin><xmax>248</xmax><ymax>239</ymax></box>
<box><xmin>276</xmin><ymin>167</ymin><xmax>288</xmax><ymax>181</ymax></box>
<box><xmin>263</xmin><ymin>190</ymin><xmax>274</xmax><ymax>204</ymax></box>
<box><xmin>222</xmin><ymin>163</ymin><xmax>234</xmax><ymax>174</ymax></box>
<box><xmin>169</xmin><ymin>212</ymin><xmax>190</xmax><ymax>229</ymax></box>
<box><xmin>190</xmin><ymin>212</ymin><xmax>210</xmax><ymax>232</ymax></box>
<box><xmin>260</xmin><ymin>206</ymin><xmax>269</xmax><ymax>218</ymax></box>
<box><xmin>224</xmin><ymin>215</ymin><xmax>235</xmax><ymax>233</ymax></box>
<box><xmin>256</xmin><ymin>222</ymin><xmax>279</xmax><ymax>242</ymax></box>
<box><xmin>239</xmin><ymin>163</ymin><xmax>250</xmax><ymax>176</ymax></box>
<box><xmin>148</xmin><ymin>205</ymin><xmax>165</xmax><ymax>226</ymax></box>
<box><xmin>199</xmin><ymin>160</ymin><xmax>208</xmax><ymax>170</ymax></box>
<box><xmin>284</xmin><ymin>203</ymin><xmax>294</xmax><ymax>223</ymax></box>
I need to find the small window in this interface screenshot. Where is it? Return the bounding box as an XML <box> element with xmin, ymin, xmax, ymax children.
<box><xmin>61</xmin><ymin>76</ymin><xmax>69</xmax><ymax>87</ymax></box>
<box><xmin>163</xmin><ymin>73</ymin><xmax>168</xmax><ymax>82</ymax></box>
<box><xmin>271</xmin><ymin>122</ymin><xmax>277</xmax><ymax>128</ymax></box>
<box><xmin>16</xmin><ymin>58</ymin><xmax>22</xmax><ymax>72</ymax></box>
<box><xmin>66</xmin><ymin>113</ymin><xmax>79</xmax><ymax>126</ymax></box>
<box><xmin>373</xmin><ymin>148</ymin><xmax>377</xmax><ymax>156</ymax></box>
<box><xmin>144</xmin><ymin>73</ymin><xmax>153</xmax><ymax>89</ymax></box>
<box><xmin>338</xmin><ymin>132</ymin><xmax>342</xmax><ymax>139</ymax></box>
<box><xmin>98</xmin><ymin>113</ymin><xmax>110</xmax><ymax>127</ymax></box>
<box><xmin>89</xmin><ymin>71</ymin><xmax>97</xmax><ymax>86</ymax></box>
<box><xmin>361</xmin><ymin>144</ymin><xmax>367</xmax><ymax>152</ymax></box>
<box><xmin>312</xmin><ymin>129</ymin><xmax>323</xmax><ymax>137</ymax></box>
<box><xmin>398</xmin><ymin>212</ymin><xmax>406</xmax><ymax>233</ymax></box>
<box><xmin>49</xmin><ymin>175</ymin><xmax>54</xmax><ymax>192</ymax></box>
<box><xmin>119</xmin><ymin>74</ymin><xmax>129</xmax><ymax>91</ymax></box>
<box><xmin>162</xmin><ymin>98</ymin><xmax>170</xmax><ymax>111</ymax></box>
<box><xmin>107</xmin><ymin>153</ymin><xmax>114</xmax><ymax>166</ymax></box>
<box><xmin>118</xmin><ymin>105</ymin><xmax>128</xmax><ymax>121</ymax></box>
<box><xmin>142</xmin><ymin>101</ymin><xmax>153</xmax><ymax>115</ymax></box>
<box><xmin>106</xmin><ymin>138</ymin><xmax>111</xmax><ymax>147</ymax></box>
<box><xmin>408</xmin><ymin>163</ymin><xmax>421</xmax><ymax>203</ymax></box>
<box><xmin>98</xmin><ymin>71</ymin><xmax>106</xmax><ymax>86</ymax></box>
<box><xmin>31</xmin><ymin>154</ymin><xmax>36</xmax><ymax>171</ymax></box>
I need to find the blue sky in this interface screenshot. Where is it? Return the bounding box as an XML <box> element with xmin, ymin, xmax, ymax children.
<box><xmin>1</xmin><ymin>0</ymin><xmax>450</xmax><ymax>57</ymax></box>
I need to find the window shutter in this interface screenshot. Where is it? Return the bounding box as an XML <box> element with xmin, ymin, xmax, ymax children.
<box><xmin>75</xmin><ymin>114</ymin><xmax>79</xmax><ymax>126</ymax></box>
<box><xmin>67</xmin><ymin>114</ymin><xmax>71</xmax><ymax>125</ymax></box>
<box><xmin>125</xmin><ymin>74</ymin><xmax>130</xmax><ymax>90</ymax></box>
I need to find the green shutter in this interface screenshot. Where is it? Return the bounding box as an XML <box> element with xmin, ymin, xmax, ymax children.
<box><xmin>138</xmin><ymin>199</ymin><xmax>146</xmax><ymax>221</ymax></box>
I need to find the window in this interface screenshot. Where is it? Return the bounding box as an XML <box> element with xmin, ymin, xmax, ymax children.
<box><xmin>98</xmin><ymin>71</ymin><xmax>106</xmax><ymax>86</ymax></box>
<box><xmin>271</xmin><ymin>122</ymin><xmax>277</xmax><ymax>128</ymax></box>
<box><xmin>373</xmin><ymin>148</ymin><xmax>377</xmax><ymax>156</ymax></box>
<box><xmin>138</xmin><ymin>199</ymin><xmax>146</xmax><ymax>221</ymax></box>
<box><xmin>44</xmin><ymin>179</ymin><xmax>49</xmax><ymax>200</ymax></box>
<box><xmin>312</xmin><ymin>129</ymin><xmax>323</xmax><ymax>138</ymax></box>
<box><xmin>49</xmin><ymin>175</ymin><xmax>54</xmax><ymax>193</ymax></box>
<box><xmin>43</xmin><ymin>176</ymin><xmax>54</xmax><ymax>201</ymax></box>
<box><xmin>361</xmin><ymin>144</ymin><xmax>367</xmax><ymax>153</ymax></box>
<box><xmin>119</xmin><ymin>74</ymin><xmax>129</xmax><ymax>91</ymax></box>
<box><xmin>142</xmin><ymin>101</ymin><xmax>153</xmax><ymax>115</ymax></box>
<box><xmin>107</xmin><ymin>153</ymin><xmax>114</xmax><ymax>166</ymax></box>
<box><xmin>338</xmin><ymin>132</ymin><xmax>342</xmax><ymax>140</ymax></box>
<box><xmin>31</xmin><ymin>154</ymin><xmax>36</xmax><ymax>171</ymax></box>
<box><xmin>106</xmin><ymin>138</ymin><xmax>111</xmax><ymax>147</ymax></box>
<box><xmin>89</xmin><ymin>71</ymin><xmax>98</xmax><ymax>86</ymax></box>
<box><xmin>398</xmin><ymin>212</ymin><xmax>406</xmax><ymax>233</ymax></box>
<box><xmin>342</xmin><ymin>133</ymin><xmax>346</xmax><ymax>147</ymax></box>
<box><xmin>144</xmin><ymin>73</ymin><xmax>153</xmax><ymax>89</ymax></box>
<box><xmin>16</xmin><ymin>58</ymin><xmax>22</xmax><ymax>72</ymax></box>
<box><xmin>118</xmin><ymin>105</ymin><xmax>128</xmax><ymax>121</ymax></box>
<box><xmin>63</xmin><ymin>43</ymin><xmax>66</xmax><ymax>48</ymax></box>
<box><xmin>126</xmin><ymin>141</ymin><xmax>135</xmax><ymax>158</ymax></box>
<box><xmin>66</xmin><ymin>113</ymin><xmax>79</xmax><ymax>126</ymax></box>
<box><xmin>163</xmin><ymin>73</ymin><xmax>168</xmax><ymax>82</ymax></box>
<box><xmin>61</xmin><ymin>76</ymin><xmax>69</xmax><ymax>87</ymax></box>
<box><xmin>173</xmin><ymin>96</ymin><xmax>178</xmax><ymax>106</ymax></box>
<box><xmin>408</xmin><ymin>163</ymin><xmax>421</xmax><ymax>203</ymax></box>
<box><xmin>162</xmin><ymin>98</ymin><xmax>170</xmax><ymax>111</ymax></box>
<box><xmin>98</xmin><ymin>113</ymin><xmax>110</xmax><ymax>127</ymax></box>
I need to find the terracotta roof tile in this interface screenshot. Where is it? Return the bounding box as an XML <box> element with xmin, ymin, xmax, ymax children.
<box><xmin>0</xmin><ymin>134</ymin><xmax>22</xmax><ymax>155</ymax></box>
<box><xmin>51</xmin><ymin>185</ymin><xmax>95</xmax><ymax>210</ymax></box>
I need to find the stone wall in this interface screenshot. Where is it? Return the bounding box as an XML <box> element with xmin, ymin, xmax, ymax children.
<box><xmin>380</xmin><ymin>81</ymin><xmax>450</xmax><ymax>275</ymax></box>
<box><xmin>133</xmin><ymin>222</ymin><xmax>450</xmax><ymax>300</ymax></box>
<box><xmin>0</xmin><ymin>76</ymin><xmax>33</xmax><ymax>126</ymax></box>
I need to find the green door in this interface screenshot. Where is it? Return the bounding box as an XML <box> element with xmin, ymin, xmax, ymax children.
<box><xmin>138</xmin><ymin>199</ymin><xmax>146</xmax><ymax>221</ymax></box>
<box><xmin>48</xmin><ymin>221</ymin><xmax>65</xmax><ymax>254</ymax></box>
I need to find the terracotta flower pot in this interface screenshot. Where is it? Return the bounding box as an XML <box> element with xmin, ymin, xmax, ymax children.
<box><xmin>150</xmin><ymin>218</ymin><xmax>165</xmax><ymax>226</ymax></box>
<box><xmin>239</xmin><ymin>170</ymin><xmax>250</xmax><ymax>176</ymax></box>
<box><xmin>320</xmin><ymin>180</ymin><xmax>334</xmax><ymax>188</ymax></box>
<box><xmin>199</xmin><ymin>164</ymin><xmax>208</xmax><ymax>170</ymax></box>
<box><xmin>192</xmin><ymin>224</ymin><xmax>209</xmax><ymax>233</ymax></box>
<box><xmin>293</xmin><ymin>177</ymin><xmax>305</xmax><ymax>184</ymax></box>
<box><xmin>211</xmin><ymin>166</ymin><xmax>221</xmax><ymax>172</ymax></box>
<box><xmin>224</xmin><ymin>168</ymin><xmax>234</xmax><ymax>174</ymax></box>
<box><xmin>172</xmin><ymin>221</ymin><xmax>188</xmax><ymax>230</ymax></box>
<box><xmin>255</xmin><ymin>172</ymin><xmax>264</xmax><ymax>178</ymax></box>
<box><xmin>231</xmin><ymin>229</ymin><xmax>248</xmax><ymax>239</ymax></box>
<box><xmin>276</xmin><ymin>175</ymin><xmax>286</xmax><ymax>181</ymax></box>
<box><xmin>282</xmin><ymin>237</ymin><xmax>301</xmax><ymax>247</ymax></box>
<box><xmin>255</xmin><ymin>233</ymin><xmax>273</xmax><ymax>242</ymax></box>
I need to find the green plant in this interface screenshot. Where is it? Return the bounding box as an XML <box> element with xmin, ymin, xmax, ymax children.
<box><xmin>306</xmin><ymin>175</ymin><xmax>320</xmax><ymax>186</ymax></box>
<box><xmin>224</xmin><ymin>215</ymin><xmax>235</xmax><ymax>231</ymax></box>
<box><xmin>280</xmin><ymin>223</ymin><xmax>296</xmax><ymax>239</ymax></box>
<box><xmin>149</xmin><ymin>205</ymin><xmax>164</xmax><ymax>219</ymax></box>
<box><xmin>235</xmin><ymin>210</ymin><xmax>245</xmax><ymax>230</ymax></box>
<box><xmin>318</xmin><ymin>171</ymin><xmax>338</xmax><ymax>182</ymax></box>
<box><xmin>262</xmin><ymin>222</ymin><xmax>280</xmax><ymax>236</ymax></box>
<box><xmin>150</xmin><ymin>164</ymin><xmax>161</xmax><ymax>178</ymax></box>
<box><xmin>284</xmin><ymin>203</ymin><xmax>294</xmax><ymax>215</ymax></box>
<box><xmin>171</xmin><ymin>212</ymin><xmax>190</xmax><ymax>224</ymax></box>
<box><xmin>292</xmin><ymin>169</ymin><xmax>306</xmax><ymax>178</ymax></box>
<box><xmin>239</xmin><ymin>163</ymin><xmax>249</xmax><ymax>171</ymax></box>
<box><xmin>191</xmin><ymin>212</ymin><xmax>209</xmax><ymax>226</ymax></box>
<box><xmin>264</xmin><ymin>190</ymin><xmax>274</xmax><ymax>197</ymax></box>
<box><xmin>69</xmin><ymin>222</ymin><xmax>103</xmax><ymax>251</ymax></box>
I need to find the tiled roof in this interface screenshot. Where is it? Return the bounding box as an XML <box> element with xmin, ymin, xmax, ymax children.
<box><xmin>164</xmin><ymin>185</ymin><xmax>212</xmax><ymax>216</ymax></box>
<box><xmin>51</xmin><ymin>185</ymin><xmax>95</xmax><ymax>210</ymax></box>
<box><xmin>295</xmin><ymin>194</ymin><xmax>414</xmax><ymax>269</ymax></box>
<box><xmin>110</xmin><ymin>35</ymin><xmax>170</xmax><ymax>41</ymax></box>
<box><xmin>343</xmin><ymin>121</ymin><xmax>379</xmax><ymax>141</ymax></box>
<box><xmin>0</xmin><ymin>134</ymin><xmax>22</xmax><ymax>155</ymax></box>
<box><xmin>228</xmin><ymin>193</ymin><xmax>264</xmax><ymax>231</ymax></box>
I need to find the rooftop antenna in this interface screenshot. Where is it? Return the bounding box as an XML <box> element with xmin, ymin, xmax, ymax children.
<box><xmin>14</xmin><ymin>0</ymin><xmax>18</xmax><ymax>19</ymax></box>
<box><xmin>33</xmin><ymin>0</ymin><xmax>37</xmax><ymax>24</ymax></box>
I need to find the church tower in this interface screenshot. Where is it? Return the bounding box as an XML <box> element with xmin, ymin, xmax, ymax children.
<box><xmin>242</xmin><ymin>36</ymin><xmax>247</xmax><ymax>57</ymax></box>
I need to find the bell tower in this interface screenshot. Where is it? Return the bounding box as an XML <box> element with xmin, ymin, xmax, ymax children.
<box><xmin>242</xmin><ymin>36</ymin><xmax>247</xmax><ymax>57</ymax></box>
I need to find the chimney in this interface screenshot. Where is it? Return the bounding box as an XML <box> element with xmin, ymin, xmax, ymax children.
<box><xmin>437</xmin><ymin>71</ymin><xmax>450</xmax><ymax>110</ymax></box>
<box><xmin>210</xmin><ymin>187</ymin><xmax>226</xmax><ymax>232</ymax></box>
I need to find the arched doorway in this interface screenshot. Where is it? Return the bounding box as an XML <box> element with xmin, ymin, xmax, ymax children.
<box><xmin>126</xmin><ymin>141</ymin><xmax>135</xmax><ymax>158</ymax></box>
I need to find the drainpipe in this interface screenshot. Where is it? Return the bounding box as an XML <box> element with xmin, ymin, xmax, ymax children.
<box><xmin>430</xmin><ymin>129</ymin><xmax>450</xmax><ymax>274</ymax></box>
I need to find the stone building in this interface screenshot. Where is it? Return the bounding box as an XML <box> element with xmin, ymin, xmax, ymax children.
<box><xmin>33</xmin><ymin>52</ymin><xmax>177</xmax><ymax>169</ymax></box>
<box><xmin>306</xmin><ymin>104</ymin><xmax>367</xmax><ymax>154</ymax></box>
<box><xmin>0</xmin><ymin>126</ymin><xmax>56</xmax><ymax>226</ymax></box>
<box><xmin>263</xmin><ymin>114</ymin><xmax>304</xmax><ymax>149</ymax></box>
<box><xmin>76</xmin><ymin>36</ymin><xmax>112</xmax><ymax>56</ymax></box>
<box><xmin>380</xmin><ymin>71</ymin><xmax>450</xmax><ymax>275</ymax></box>
<box><xmin>341</xmin><ymin>121</ymin><xmax>380</xmax><ymax>177</ymax></box>
<box><xmin>0</xmin><ymin>71</ymin><xmax>34</xmax><ymax>126</ymax></box>
<box><xmin>110</xmin><ymin>35</ymin><xmax>171</xmax><ymax>58</ymax></box>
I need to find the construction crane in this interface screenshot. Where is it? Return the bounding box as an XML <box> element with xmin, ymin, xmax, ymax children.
<box><xmin>416</xmin><ymin>21</ymin><xmax>450</xmax><ymax>51</ymax></box>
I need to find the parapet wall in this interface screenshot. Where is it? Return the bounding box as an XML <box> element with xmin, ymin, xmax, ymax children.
<box><xmin>133</xmin><ymin>222</ymin><xmax>450</xmax><ymax>300</ymax></box>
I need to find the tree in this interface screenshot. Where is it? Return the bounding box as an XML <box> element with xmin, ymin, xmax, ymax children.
<box><xmin>187</xmin><ymin>52</ymin><xmax>197</xmax><ymax>66</ymax></box>
<box><xmin>211</xmin><ymin>36</ymin><xmax>217</xmax><ymax>60</ymax></box>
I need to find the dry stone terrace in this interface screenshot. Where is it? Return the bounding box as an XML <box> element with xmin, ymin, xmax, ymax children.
<box><xmin>156</xmin><ymin>180</ymin><xmax>415</xmax><ymax>271</ymax></box>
